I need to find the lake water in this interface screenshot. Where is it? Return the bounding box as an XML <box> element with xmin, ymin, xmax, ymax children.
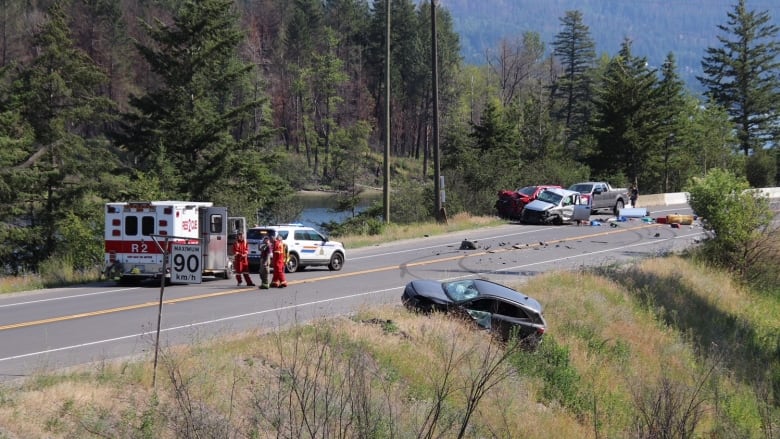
<box><xmin>295</xmin><ymin>191</ymin><xmax>382</xmax><ymax>229</ymax></box>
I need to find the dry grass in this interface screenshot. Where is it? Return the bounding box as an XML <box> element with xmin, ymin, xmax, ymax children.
<box><xmin>0</xmin><ymin>274</ymin><xmax>44</xmax><ymax>295</ymax></box>
<box><xmin>0</xmin><ymin>255</ymin><xmax>777</xmax><ymax>438</ymax></box>
<box><xmin>339</xmin><ymin>212</ymin><xmax>503</xmax><ymax>249</ymax></box>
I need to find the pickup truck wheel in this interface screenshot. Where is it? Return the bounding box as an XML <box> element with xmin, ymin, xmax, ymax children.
<box><xmin>614</xmin><ymin>199</ymin><xmax>624</xmax><ymax>216</ymax></box>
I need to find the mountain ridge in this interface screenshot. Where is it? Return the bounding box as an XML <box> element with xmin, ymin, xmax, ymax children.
<box><xmin>434</xmin><ymin>0</ymin><xmax>780</xmax><ymax>92</ymax></box>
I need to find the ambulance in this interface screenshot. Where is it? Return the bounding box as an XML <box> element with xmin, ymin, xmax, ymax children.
<box><xmin>104</xmin><ymin>201</ymin><xmax>246</xmax><ymax>283</ymax></box>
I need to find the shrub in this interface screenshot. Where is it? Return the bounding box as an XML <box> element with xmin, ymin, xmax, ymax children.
<box><xmin>685</xmin><ymin>168</ymin><xmax>773</xmax><ymax>277</ymax></box>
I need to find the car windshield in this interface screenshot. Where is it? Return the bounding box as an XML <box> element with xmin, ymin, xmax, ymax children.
<box><xmin>517</xmin><ymin>186</ymin><xmax>536</xmax><ymax>196</ymax></box>
<box><xmin>247</xmin><ymin>229</ymin><xmax>274</xmax><ymax>240</ymax></box>
<box><xmin>443</xmin><ymin>280</ymin><xmax>480</xmax><ymax>301</ymax></box>
<box><xmin>568</xmin><ymin>183</ymin><xmax>593</xmax><ymax>193</ymax></box>
<box><xmin>536</xmin><ymin>190</ymin><xmax>563</xmax><ymax>205</ymax></box>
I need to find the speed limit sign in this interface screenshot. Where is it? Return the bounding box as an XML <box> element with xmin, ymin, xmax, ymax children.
<box><xmin>171</xmin><ymin>244</ymin><xmax>202</xmax><ymax>284</ymax></box>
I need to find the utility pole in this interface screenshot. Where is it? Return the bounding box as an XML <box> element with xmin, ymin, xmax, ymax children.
<box><xmin>383</xmin><ymin>0</ymin><xmax>391</xmax><ymax>224</ymax></box>
<box><xmin>431</xmin><ymin>0</ymin><xmax>445</xmax><ymax>223</ymax></box>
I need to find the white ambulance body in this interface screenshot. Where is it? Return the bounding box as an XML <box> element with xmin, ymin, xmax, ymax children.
<box><xmin>104</xmin><ymin>201</ymin><xmax>246</xmax><ymax>283</ymax></box>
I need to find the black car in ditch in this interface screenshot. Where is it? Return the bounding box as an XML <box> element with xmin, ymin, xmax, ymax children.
<box><xmin>401</xmin><ymin>278</ymin><xmax>547</xmax><ymax>348</ymax></box>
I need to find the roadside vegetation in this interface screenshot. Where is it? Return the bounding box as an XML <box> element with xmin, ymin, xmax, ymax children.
<box><xmin>1</xmin><ymin>247</ymin><xmax>778</xmax><ymax>438</ymax></box>
<box><xmin>0</xmin><ymin>212</ymin><xmax>503</xmax><ymax>295</ymax></box>
<box><xmin>1</xmin><ymin>0</ymin><xmax>779</xmax><ymax>436</ymax></box>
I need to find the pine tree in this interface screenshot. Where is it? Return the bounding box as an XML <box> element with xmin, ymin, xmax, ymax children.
<box><xmin>552</xmin><ymin>10</ymin><xmax>596</xmax><ymax>156</ymax></box>
<box><xmin>699</xmin><ymin>0</ymin><xmax>780</xmax><ymax>156</ymax></box>
<box><xmin>114</xmin><ymin>0</ymin><xmax>271</xmax><ymax>202</ymax></box>
<box><xmin>589</xmin><ymin>40</ymin><xmax>663</xmax><ymax>183</ymax></box>
<box><xmin>650</xmin><ymin>53</ymin><xmax>688</xmax><ymax>192</ymax></box>
<box><xmin>5</xmin><ymin>0</ymin><xmax>113</xmax><ymax>268</ymax></box>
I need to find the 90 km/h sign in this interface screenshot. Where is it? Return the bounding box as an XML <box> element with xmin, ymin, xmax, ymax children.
<box><xmin>171</xmin><ymin>244</ymin><xmax>202</xmax><ymax>284</ymax></box>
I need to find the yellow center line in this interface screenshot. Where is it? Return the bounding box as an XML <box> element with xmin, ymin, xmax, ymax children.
<box><xmin>1</xmin><ymin>223</ymin><xmax>662</xmax><ymax>331</ymax></box>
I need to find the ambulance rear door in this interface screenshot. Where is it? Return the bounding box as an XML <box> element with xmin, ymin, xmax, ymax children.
<box><xmin>199</xmin><ymin>207</ymin><xmax>230</xmax><ymax>277</ymax></box>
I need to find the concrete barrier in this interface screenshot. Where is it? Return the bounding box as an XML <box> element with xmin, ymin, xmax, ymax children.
<box><xmin>636</xmin><ymin>193</ymin><xmax>666</xmax><ymax>207</ymax></box>
<box><xmin>638</xmin><ymin>188</ymin><xmax>780</xmax><ymax>207</ymax></box>
<box><xmin>664</xmin><ymin>192</ymin><xmax>689</xmax><ymax>205</ymax></box>
<box><xmin>748</xmin><ymin>187</ymin><xmax>780</xmax><ymax>199</ymax></box>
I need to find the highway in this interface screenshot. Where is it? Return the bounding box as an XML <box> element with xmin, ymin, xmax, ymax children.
<box><xmin>0</xmin><ymin>204</ymin><xmax>703</xmax><ymax>381</ymax></box>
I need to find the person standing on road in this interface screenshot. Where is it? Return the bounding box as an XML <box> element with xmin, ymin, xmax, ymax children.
<box><xmin>271</xmin><ymin>235</ymin><xmax>288</xmax><ymax>288</ymax></box>
<box><xmin>258</xmin><ymin>235</ymin><xmax>272</xmax><ymax>289</ymax></box>
<box><xmin>232</xmin><ymin>232</ymin><xmax>255</xmax><ymax>287</ymax></box>
<box><xmin>629</xmin><ymin>184</ymin><xmax>639</xmax><ymax>208</ymax></box>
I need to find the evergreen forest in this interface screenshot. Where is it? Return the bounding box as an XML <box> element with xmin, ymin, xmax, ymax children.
<box><xmin>0</xmin><ymin>0</ymin><xmax>779</xmax><ymax>275</ymax></box>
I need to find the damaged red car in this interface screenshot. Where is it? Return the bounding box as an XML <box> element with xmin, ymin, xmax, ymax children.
<box><xmin>495</xmin><ymin>185</ymin><xmax>561</xmax><ymax>220</ymax></box>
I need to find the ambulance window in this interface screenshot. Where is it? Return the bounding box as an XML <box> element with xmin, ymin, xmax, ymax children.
<box><xmin>210</xmin><ymin>215</ymin><xmax>223</xmax><ymax>233</ymax></box>
<box><xmin>125</xmin><ymin>216</ymin><xmax>138</xmax><ymax>235</ymax></box>
<box><xmin>141</xmin><ymin>216</ymin><xmax>155</xmax><ymax>236</ymax></box>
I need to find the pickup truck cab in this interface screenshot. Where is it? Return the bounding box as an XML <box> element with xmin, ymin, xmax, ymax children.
<box><xmin>520</xmin><ymin>188</ymin><xmax>590</xmax><ymax>225</ymax></box>
<box><xmin>568</xmin><ymin>182</ymin><xmax>628</xmax><ymax>215</ymax></box>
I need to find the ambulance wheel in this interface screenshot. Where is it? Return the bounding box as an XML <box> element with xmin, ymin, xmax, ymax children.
<box><xmin>286</xmin><ymin>254</ymin><xmax>300</xmax><ymax>273</ymax></box>
<box><xmin>104</xmin><ymin>263</ymin><xmax>123</xmax><ymax>281</ymax></box>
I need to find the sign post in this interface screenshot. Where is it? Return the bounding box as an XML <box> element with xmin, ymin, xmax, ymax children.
<box><xmin>149</xmin><ymin>235</ymin><xmax>201</xmax><ymax>387</ymax></box>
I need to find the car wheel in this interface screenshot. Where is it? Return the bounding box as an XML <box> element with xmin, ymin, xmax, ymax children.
<box><xmin>614</xmin><ymin>199</ymin><xmax>624</xmax><ymax>216</ymax></box>
<box><xmin>552</xmin><ymin>215</ymin><xmax>563</xmax><ymax>225</ymax></box>
<box><xmin>328</xmin><ymin>252</ymin><xmax>344</xmax><ymax>271</ymax></box>
<box><xmin>286</xmin><ymin>253</ymin><xmax>300</xmax><ymax>273</ymax></box>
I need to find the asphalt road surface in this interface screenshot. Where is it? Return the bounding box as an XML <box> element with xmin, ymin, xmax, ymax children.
<box><xmin>0</xmin><ymin>204</ymin><xmax>703</xmax><ymax>382</ymax></box>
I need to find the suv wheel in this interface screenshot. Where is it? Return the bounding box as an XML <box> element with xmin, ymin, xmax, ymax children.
<box><xmin>328</xmin><ymin>252</ymin><xmax>344</xmax><ymax>271</ymax></box>
<box><xmin>286</xmin><ymin>253</ymin><xmax>300</xmax><ymax>273</ymax></box>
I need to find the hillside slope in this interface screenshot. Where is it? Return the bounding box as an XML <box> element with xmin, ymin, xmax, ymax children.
<box><xmin>436</xmin><ymin>0</ymin><xmax>780</xmax><ymax>92</ymax></box>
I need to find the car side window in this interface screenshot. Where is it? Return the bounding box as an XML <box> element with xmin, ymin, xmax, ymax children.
<box><xmin>498</xmin><ymin>301</ymin><xmax>531</xmax><ymax>319</ymax></box>
<box><xmin>295</xmin><ymin>230</ymin><xmax>307</xmax><ymax>241</ymax></box>
<box><xmin>463</xmin><ymin>298</ymin><xmax>497</xmax><ymax>313</ymax></box>
<box><xmin>465</xmin><ymin>299</ymin><xmax>531</xmax><ymax>320</ymax></box>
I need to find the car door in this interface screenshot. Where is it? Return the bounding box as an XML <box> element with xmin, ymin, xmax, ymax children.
<box><xmin>593</xmin><ymin>183</ymin><xmax>609</xmax><ymax>208</ymax></box>
<box><xmin>462</xmin><ymin>297</ymin><xmax>536</xmax><ymax>340</ymax></box>
<box><xmin>572</xmin><ymin>194</ymin><xmax>591</xmax><ymax>221</ymax></box>
<box><xmin>291</xmin><ymin>229</ymin><xmax>323</xmax><ymax>263</ymax></box>
<box><xmin>560</xmin><ymin>194</ymin><xmax>576</xmax><ymax>220</ymax></box>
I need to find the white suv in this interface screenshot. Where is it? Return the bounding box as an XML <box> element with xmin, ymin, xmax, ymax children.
<box><xmin>247</xmin><ymin>224</ymin><xmax>346</xmax><ymax>273</ymax></box>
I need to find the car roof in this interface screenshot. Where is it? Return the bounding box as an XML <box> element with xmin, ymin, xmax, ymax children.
<box><xmin>249</xmin><ymin>224</ymin><xmax>314</xmax><ymax>231</ymax></box>
<box><xmin>470</xmin><ymin>279</ymin><xmax>543</xmax><ymax>312</ymax></box>
<box><xmin>540</xmin><ymin>188</ymin><xmax>579</xmax><ymax>197</ymax></box>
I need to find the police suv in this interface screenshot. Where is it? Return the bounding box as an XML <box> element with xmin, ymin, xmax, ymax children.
<box><xmin>247</xmin><ymin>224</ymin><xmax>346</xmax><ymax>273</ymax></box>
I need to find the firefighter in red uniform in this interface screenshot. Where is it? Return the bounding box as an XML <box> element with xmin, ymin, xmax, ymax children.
<box><xmin>232</xmin><ymin>233</ymin><xmax>255</xmax><ymax>286</ymax></box>
<box><xmin>271</xmin><ymin>235</ymin><xmax>288</xmax><ymax>288</ymax></box>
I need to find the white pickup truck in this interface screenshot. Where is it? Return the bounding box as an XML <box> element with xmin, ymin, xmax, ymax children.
<box><xmin>567</xmin><ymin>182</ymin><xmax>628</xmax><ymax>215</ymax></box>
